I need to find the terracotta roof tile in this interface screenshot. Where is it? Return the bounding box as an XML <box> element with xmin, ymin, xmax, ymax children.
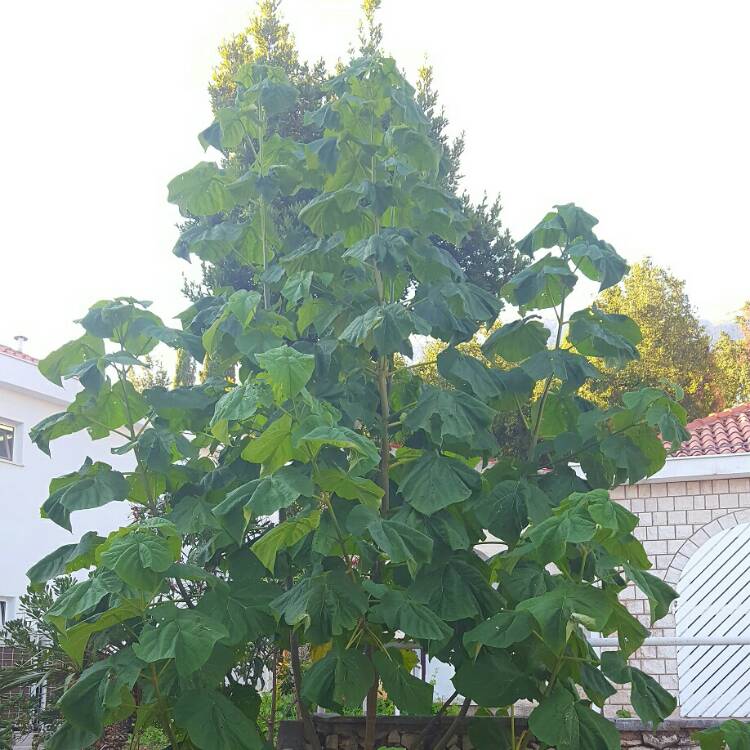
<box><xmin>673</xmin><ymin>403</ymin><xmax>750</xmax><ymax>457</ymax></box>
<box><xmin>0</xmin><ymin>343</ymin><xmax>39</xmax><ymax>365</ymax></box>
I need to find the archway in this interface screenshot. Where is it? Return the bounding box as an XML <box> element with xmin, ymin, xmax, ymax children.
<box><xmin>677</xmin><ymin>521</ymin><xmax>750</xmax><ymax>717</ymax></box>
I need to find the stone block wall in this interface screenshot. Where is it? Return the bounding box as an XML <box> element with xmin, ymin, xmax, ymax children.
<box><xmin>607</xmin><ymin>477</ymin><xmax>750</xmax><ymax>718</ymax></box>
<box><xmin>278</xmin><ymin>716</ymin><xmax>712</xmax><ymax>750</ymax></box>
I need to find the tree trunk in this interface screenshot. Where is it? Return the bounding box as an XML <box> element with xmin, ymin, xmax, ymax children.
<box><xmin>290</xmin><ymin>632</ymin><xmax>322</xmax><ymax>750</ymax></box>
<box><xmin>364</xmin><ymin>646</ymin><xmax>379</xmax><ymax>750</ymax></box>
<box><xmin>267</xmin><ymin>648</ymin><xmax>279</xmax><ymax>742</ymax></box>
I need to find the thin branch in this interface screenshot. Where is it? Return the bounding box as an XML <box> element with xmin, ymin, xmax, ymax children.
<box><xmin>432</xmin><ymin>694</ymin><xmax>471</xmax><ymax>750</ymax></box>
<box><xmin>174</xmin><ymin>578</ymin><xmax>195</xmax><ymax>609</ymax></box>
<box><xmin>409</xmin><ymin>690</ymin><xmax>459</xmax><ymax>750</ymax></box>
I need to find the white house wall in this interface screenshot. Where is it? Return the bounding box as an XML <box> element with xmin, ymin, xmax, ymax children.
<box><xmin>0</xmin><ymin>355</ymin><xmax>133</xmax><ymax>621</ymax></box>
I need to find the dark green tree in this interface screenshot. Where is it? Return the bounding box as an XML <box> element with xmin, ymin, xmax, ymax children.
<box><xmin>713</xmin><ymin>301</ymin><xmax>750</xmax><ymax>409</ymax></box>
<box><xmin>583</xmin><ymin>259</ymin><xmax>720</xmax><ymax>420</ymax></box>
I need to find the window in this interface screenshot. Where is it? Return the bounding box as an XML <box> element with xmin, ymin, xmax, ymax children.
<box><xmin>0</xmin><ymin>422</ymin><xmax>14</xmax><ymax>462</ymax></box>
<box><xmin>0</xmin><ymin>600</ymin><xmax>6</xmax><ymax>628</ymax></box>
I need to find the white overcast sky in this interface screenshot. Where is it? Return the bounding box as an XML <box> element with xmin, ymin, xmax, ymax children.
<box><xmin>1</xmin><ymin>1</ymin><xmax>748</xmax><ymax>358</ymax></box>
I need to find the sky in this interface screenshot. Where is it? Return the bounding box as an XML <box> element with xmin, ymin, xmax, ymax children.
<box><xmin>1</xmin><ymin>0</ymin><xmax>748</xmax><ymax>359</ymax></box>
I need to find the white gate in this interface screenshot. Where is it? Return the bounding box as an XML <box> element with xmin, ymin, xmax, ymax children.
<box><xmin>677</xmin><ymin>521</ymin><xmax>750</xmax><ymax>717</ymax></box>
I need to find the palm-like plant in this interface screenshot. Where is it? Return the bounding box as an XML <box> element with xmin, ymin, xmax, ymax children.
<box><xmin>0</xmin><ymin>578</ymin><xmax>78</xmax><ymax>749</ymax></box>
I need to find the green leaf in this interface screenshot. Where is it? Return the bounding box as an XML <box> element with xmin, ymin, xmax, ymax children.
<box><xmin>197</xmin><ymin>579</ymin><xmax>279</xmax><ymax>645</ymax></box>
<box><xmin>554</xmin><ymin>203</ymin><xmax>599</xmax><ymax>240</ymax></box>
<box><xmin>257</xmin><ymin>345</ymin><xmax>315</xmax><ymax>403</ymax></box>
<box><xmin>373</xmin><ymin>649</ymin><xmax>434</xmax><ymax>715</ymax></box>
<box><xmin>501</xmin><ymin>255</ymin><xmax>577</xmax><ymax>312</ymax></box>
<box><xmin>340</xmin><ymin>303</ymin><xmax>430</xmax><ymax>357</ymax></box>
<box><xmin>98</xmin><ymin>527</ymin><xmax>178</xmax><ymax>590</ymax></box>
<box><xmin>29</xmin><ymin>411</ymin><xmax>86</xmax><ymax>456</ymax></box>
<box><xmin>463</xmin><ymin>609</ymin><xmax>535</xmax><ymax>650</ymax></box>
<box><xmin>58</xmin><ymin>649</ymin><xmax>141</xmax><ymax>735</ymax></box>
<box><xmin>47</xmin><ymin>575</ymin><xmax>112</xmax><ymax>622</ymax></box>
<box><xmin>695</xmin><ymin>720</ymin><xmax>750</xmax><ymax>750</ymax></box>
<box><xmin>386</xmin><ymin>125</ymin><xmax>440</xmax><ymax>175</ymax></box>
<box><xmin>253</xmin><ymin>76</ymin><xmax>299</xmax><ymax>116</ymax></box>
<box><xmin>528</xmin><ymin>686</ymin><xmax>620</xmax><ymax>750</ymax></box>
<box><xmin>568</xmin><ymin>307</ymin><xmax>641</xmax><ymax>365</ymax></box>
<box><xmin>600</xmin><ymin>424</ymin><xmax>667</xmax><ymax>484</ymax></box>
<box><xmin>436</xmin><ymin>347</ymin><xmax>534</xmax><ymax>406</ymax></box>
<box><xmin>411</xmin><ymin>558</ymin><xmax>501</xmax><ymax>621</ymax></box>
<box><xmin>134</xmin><ymin>606</ymin><xmax>229</xmax><ymax>677</ymax></box>
<box><xmin>242</xmin><ymin>413</ymin><xmax>296</xmax><ymax>474</ymax></box>
<box><xmin>368</xmin><ymin>518</ymin><xmax>433</xmax><ymax>570</ymax></box>
<box><xmin>301</xmin><ymin>648</ymin><xmax>374</xmax><ymax>710</ymax></box>
<box><xmin>453</xmin><ymin>651</ymin><xmax>535</xmax><ymax>707</ymax></box>
<box><xmin>398</xmin><ymin>452</ymin><xmax>479</xmax><ymax>514</ymax></box>
<box><xmin>601</xmin><ymin>651</ymin><xmax>676</xmax><ymax>726</ymax></box>
<box><xmin>174</xmin><ymin>221</ymin><xmax>247</xmax><ymax>263</ymax></box>
<box><xmin>516</xmin><ymin>212</ymin><xmax>567</xmax><ymax>256</ymax></box>
<box><xmin>626</xmin><ymin>566</ymin><xmax>678</xmax><ymax>624</ymax></box>
<box><xmin>299</xmin><ymin>187</ymin><xmax>363</xmax><ymax>237</ymax></box>
<box><xmin>27</xmin><ymin>531</ymin><xmax>105</xmax><ymax>584</ymax></box>
<box><xmin>45</xmin><ymin>723</ymin><xmax>99</xmax><ymax>750</ymax></box>
<box><xmin>481</xmin><ymin>318</ymin><xmax>550</xmax><ymax>362</ymax></box>
<box><xmin>281</xmin><ymin>271</ymin><xmax>314</xmax><ymax>306</ymax></box>
<box><xmin>631</xmin><ymin>668</ymin><xmax>677</xmax><ymax>727</ymax></box>
<box><xmin>315</xmin><ymin>467</ymin><xmax>384</xmax><ymax>509</ymax></box>
<box><xmin>621</xmin><ymin>388</ymin><xmax>689</xmax><ymax>450</ymax></box>
<box><xmin>568</xmin><ymin>239</ymin><xmax>628</xmax><ymax>291</ymax></box>
<box><xmin>406</xmin><ymin>236</ymin><xmax>463</xmax><ymax>283</ymax></box>
<box><xmin>467</xmin><ymin>718</ymin><xmax>512</xmax><ymax>750</ymax></box>
<box><xmin>243</xmin><ymin>468</ymin><xmax>313</xmax><ymax>519</ymax></box>
<box><xmin>42</xmin><ymin>459</ymin><xmax>129</xmax><ymax>531</ymax></box>
<box><xmin>297</xmin><ymin>426</ymin><xmax>380</xmax><ymax>474</ymax></box>
<box><xmin>369</xmin><ymin>589</ymin><xmax>452</xmax><ymax>641</ymax></box>
<box><xmin>404</xmin><ymin>386</ymin><xmax>496</xmax><ymax>448</ymax></box>
<box><xmin>306</xmin><ymin>137</ymin><xmax>339</xmax><ymax>172</ymax></box>
<box><xmin>167</xmin><ymin>161</ymin><xmax>233</xmax><ymax>216</ymax></box>
<box><xmin>518</xmin><ymin>582</ymin><xmax>612</xmax><ymax>648</ymax></box>
<box><xmin>472</xmin><ymin>480</ymin><xmax>551</xmax><ymax>545</ymax></box>
<box><xmin>174</xmin><ymin>688</ymin><xmax>263</xmax><ymax>750</ymax></box>
<box><xmin>26</xmin><ymin>531</ymin><xmax>104</xmax><ymax>584</ymax></box>
<box><xmin>271</xmin><ymin>569</ymin><xmax>367</xmax><ymax>644</ymax></box>
<box><xmin>38</xmin><ymin>334</ymin><xmax>104</xmax><ymax>387</ymax></box>
<box><xmin>521</xmin><ymin>349</ymin><xmax>600</xmax><ymax>392</ymax></box>
<box><xmin>216</xmin><ymin>107</ymin><xmax>259</xmax><ymax>148</ymax></box>
<box><xmin>343</xmin><ymin>230</ymin><xmax>407</xmax><ymax>267</ymax></box>
<box><xmin>251</xmin><ymin>510</ymin><xmax>321</xmax><ymax>572</ymax></box>
<box><xmin>579</xmin><ymin>662</ymin><xmax>617</xmax><ymax>707</ymax></box>
<box><xmin>212</xmin><ymin>380</ymin><xmax>268</xmax><ymax>424</ymax></box>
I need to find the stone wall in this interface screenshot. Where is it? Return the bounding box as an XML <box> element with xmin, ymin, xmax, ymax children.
<box><xmin>278</xmin><ymin>716</ymin><xmax>713</xmax><ymax>750</ymax></box>
<box><xmin>608</xmin><ymin>476</ymin><xmax>750</xmax><ymax>718</ymax></box>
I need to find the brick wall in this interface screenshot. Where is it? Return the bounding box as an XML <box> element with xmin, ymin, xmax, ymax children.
<box><xmin>607</xmin><ymin>477</ymin><xmax>750</xmax><ymax>718</ymax></box>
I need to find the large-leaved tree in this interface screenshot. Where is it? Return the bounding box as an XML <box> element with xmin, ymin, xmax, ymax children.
<box><xmin>29</xmin><ymin>56</ymin><xmax>689</xmax><ymax>750</ymax></box>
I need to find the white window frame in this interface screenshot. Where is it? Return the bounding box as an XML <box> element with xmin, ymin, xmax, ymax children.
<box><xmin>0</xmin><ymin>417</ymin><xmax>22</xmax><ymax>465</ymax></box>
<box><xmin>0</xmin><ymin>597</ymin><xmax>14</xmax><ymax>628</ymax></box>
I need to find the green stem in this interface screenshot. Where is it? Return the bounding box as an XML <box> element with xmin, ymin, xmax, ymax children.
<box><xmin>527</xmin><ymin>293</ymin><xmax>566</xmax><ymax>462</ymax></box>
<box><xmin>258</xmin><ymin>108</ymin><xmax>271</xmax><ymax>310</ymax></box>
<box><xmin>322</xmin><ymin>493</ymin><xmax>355</xmax><ymax>574</ymax></box>
<box><xmin>113</xmin><ymin>362</ymin><xmax>156</xmax><ymax>509</ymax></box>
<box><xmin>149</xmin><ymin>664</ymin><xmax>178</xmax><ymax>749</ymax></box>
